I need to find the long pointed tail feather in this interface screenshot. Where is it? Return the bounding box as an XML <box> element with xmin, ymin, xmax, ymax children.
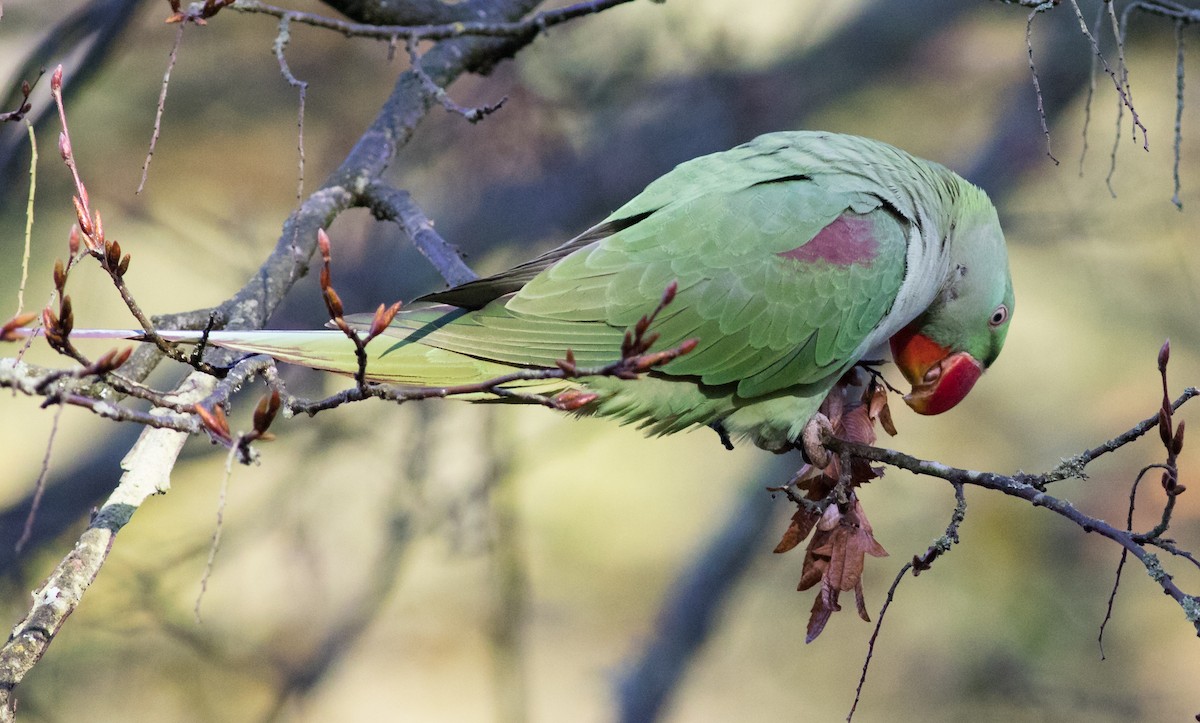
<box><xmin>12</xmin><ymin>326</ymin><xmax>572</xmax><ymax>395</ymax></box>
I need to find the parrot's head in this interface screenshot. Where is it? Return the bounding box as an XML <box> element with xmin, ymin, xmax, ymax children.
<box><xmin>890</xmin><ymin>187</ymin><xmax>1014</xmax><ymax>415</ymax></box>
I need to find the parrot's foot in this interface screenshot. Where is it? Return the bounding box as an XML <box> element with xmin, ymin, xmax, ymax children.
<box><xmin>709</xmin><ymin>421</ymin><xmax>735</xmax><ymax>451</ymax></box>
<box><xmin>799</xmin><ymin>413</ymin><xmax>834</xmax><ymax>469</ymax></box>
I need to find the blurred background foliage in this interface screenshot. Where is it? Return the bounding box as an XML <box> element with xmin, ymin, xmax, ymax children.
<box><xmin>1</xmin><ymin>0</ymin><xmax>1199</xmax><ymax>720</ymax></box>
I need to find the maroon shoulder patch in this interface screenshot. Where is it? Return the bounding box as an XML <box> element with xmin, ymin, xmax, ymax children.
<box><xmin>777</xmin><ymin>214</ymin><xmax>878</xmax><ymax>267</ymax></box>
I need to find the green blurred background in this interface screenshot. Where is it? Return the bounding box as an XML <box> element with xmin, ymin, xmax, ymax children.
<box><xmin>1</xmin><ymin>1</ymin><xmax>1198</xmax><ymax>720</ymax></box>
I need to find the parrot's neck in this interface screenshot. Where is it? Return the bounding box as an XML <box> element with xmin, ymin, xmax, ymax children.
<box><xmin>854</xmin><ymin>221</ymin><xmax>952</xmax><ymax>365</ymax></box>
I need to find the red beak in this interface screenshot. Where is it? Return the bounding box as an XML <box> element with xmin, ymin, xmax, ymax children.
<box><xmin>889</xmin><ymin>323</ymin><xmax>984</xmax><ymax>415</ymax></box>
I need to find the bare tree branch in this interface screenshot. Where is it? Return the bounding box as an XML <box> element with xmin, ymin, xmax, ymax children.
<box><xmin>0</xmin><ymin>373</ymin><xmax>215</xmax><ymax>721</ymax></box>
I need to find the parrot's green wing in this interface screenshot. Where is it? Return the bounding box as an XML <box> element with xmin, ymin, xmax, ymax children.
<box><xmin>417</xmin><ymin>214</ymin><xmax>651</xmax><ymax>310</ymax></box>
<box><xmin>386</xmin><ymin>139</ymin><xmax>911</xmax><ymax>400</ymax></box>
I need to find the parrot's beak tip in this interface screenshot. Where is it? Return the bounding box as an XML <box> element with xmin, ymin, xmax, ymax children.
<box><xmin>902</xmin><ymin>352</ymin><xmax>983</xmax><ymax>415</ymax></box>
<box><xmin>890</xmin><ymin>325</ymin><xmax>985</xmax><ymax>416</ymax></box>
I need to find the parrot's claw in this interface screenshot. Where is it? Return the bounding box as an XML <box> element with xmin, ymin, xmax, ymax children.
<box><xmin>709</xmin><ymin>421</ymin><xmax>735</xmax><ymax>451</ymax></box>
<box><xmin>800</xmin><ymin>413</ymin><xmax>834</xmax><ymax>469</ymax></box>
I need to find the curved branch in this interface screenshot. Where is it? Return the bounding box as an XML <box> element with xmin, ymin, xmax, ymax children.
<box><xmin>825</xmin><ymin>385</ymin><xmax>1200</xmax><ymax>634</ymax></box>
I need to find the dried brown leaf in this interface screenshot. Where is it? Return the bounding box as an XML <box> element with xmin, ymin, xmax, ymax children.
<box><xmin>854</xmin><ymin>581</ymin><xmax>870</xmax><ymax>622</ymax></box>
<box><xmin>806</xmin><ymin>581</ymin><xmax>840</xmax><ymax>643</ymax></box>
<box><xmin>773</xmin><ymin>508</ymin><xmax>819</xmax><ymax>554</ymax></box>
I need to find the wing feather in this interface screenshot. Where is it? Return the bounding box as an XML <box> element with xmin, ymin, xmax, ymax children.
<box><xmin>399</xmin><ymin>138</ymin><xmax>913</xmax><ymax>398</ymax></box>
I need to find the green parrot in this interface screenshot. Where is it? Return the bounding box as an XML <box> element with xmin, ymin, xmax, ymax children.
<box><xmin>98</xmin><ymin>131</ymin><xmax>1016</xmax><ymax>452</ymax></box>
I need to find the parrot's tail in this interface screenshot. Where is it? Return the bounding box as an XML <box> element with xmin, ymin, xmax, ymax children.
<box><xmin>15</xmin><ymin>309</ymin><xmax>574</xmax><ymax>397</ymax></box>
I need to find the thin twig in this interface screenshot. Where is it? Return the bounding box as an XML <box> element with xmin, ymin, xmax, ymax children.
<box><xmin>16</xmin><ymin>121</ymin><xmax>36</xmax><ymax>315</ymax></box>
<box><xmin>826</xmin><ymin>385</ymin><xmax>1200</xmax><ymax>633</ymax></box>
<box><xmin>273</xmin><ymin>15</ymin><xmax>307</xmax><ymax>200</ymax></box>
<box><xmin>14</xmin><ymin>405</ymin><xmax>63</xmax><ymax>553</ymax></box>
<box><xmin>195</xmin><ymin>445</ymin><xmax>238</xmax><ymax>622</ymax></box>
<box><xmin>1106</xmin><ymin>1</ymin><xmax>1141</xmax><ymax>195</ymax></box>
<box><xmin>1068</xmin><ymin>0</ymin><xmax>1149</xmax><ymax>150</ymax></box>
<box><xmin>1171</xmin><ymin>18</ymin><xmax>1185</xmax><ymax>209</ymax></box>
<box><xmin>1078</xmin><ymin>0</ymin><xmax>1104</xmax><ymax>175</ymax></box>
<box><xmin>1098</xmin><ymin>462</ymin><xmax>1165</xmax><ymax>658</ymax></box>
<box><xmin>139</xmin><ymin>23</ymin><xmax>184</xmax><ymax>195</ymax></box>
<box><xmin>1046</xmin><ymin>387</ymin><xmax>1198</xmax><ymax>482</ymax></box>
<box><xmin>1025</xmin><ymin>1</ymin><xmax>1061</xmax><ymax>165</ymax></box>
<box><xmin>847</xmin><ymin>484</ymin><xmax>966</xmax><ymax>722</ymax></box>
<box><xmin>405</xmin><ymin>33</ymin><xmax>507</xmax><ymax>122</ymax></box>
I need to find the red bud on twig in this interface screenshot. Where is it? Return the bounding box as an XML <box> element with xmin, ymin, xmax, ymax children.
<box><xmin>68</xmin><ymin>226</ymin><xmax>80</xmax><ymax>256</ymax></box>
<box><xmin>0</xmin><ymin>312</ymin><xmax>39</xmax><ymax>342</ymax></box>
<box><xmin>555</xmin><ymin>348</ymin><xmax>578</xmax><ymax>375</ymax></box>
<box><xmin>195</xmin><ymin>404</ymin><xmax>232</xmax><ymax>443</ymax></box>
<box><xmin>59</xmin><ymin>296</ymin><xmax>74</xmax><ymax>335</ymax></box>
<box><xmin>93</xmin><ymin>209</ymin><xmax>104</xmax><ymax>244</ymax></box>
<box><xmin>50</xmin><ymin>66</ymin><xmax>63</xmax><ymax>92</ymax></box>
<box><xmin>72</xmin><ymin>196</ymin><xmax>92</xmax><ymax>238</ymax></box>
<box><xmin>86</xmin><ymin>347</ymin><xmax>133</xmax><ymax>375</ymax></box>
<box><xmin>1158</xmin><ymin>339</ymin><xmax>1170</xmax><ymax>373</ymax></box>
<box><xmin>366</xmin><ymin>301</ymin><xmax>402</xmax><ymax>342</ymax></box>
<box><xmin>323</xmin><ymin>287</ymin><xmax>344</xmax><ymax>320</ymax></box>
<box><xmin>41</xmin><ymin>307</ymin><xmax>58</xmax><ymax>333</ymax></box>
<box><xmin>1173</xmin><ymin>420</ymin><xmax>1185</xmax><ymax>455</ymax></box>
<box><xmin>109</xmin><ymin>347</ymin><xmax>133</xmax><ymax>370</ymax></box>
<box><xmin>661</xmin><ymin>280</ymin><xmax>678</xmax><ymax>306</ymax></box>
<box><xmin>58</xmin><ymin>131</ymin><xmax>71</xmax><ymax>161</ymax></box>
<box><xmin>552</xmin><ymin>389</ymin><xmax>599</xmax><ymax>411</ymax></box>
<box><xmin>105</xmin><ymin>240</ymin><xmax>121</xmax><ymax>271</ymax></box>
<box><xmin>253</xmin><ymin>390</ymin><xmax>281</xmax><ymax>437</ymax></box>
<box><xmin>317</xmin><ymin>228</ymin><xmax>332</xmax><ymax>262</ymax></box>
<box><xmin>53</xmin><ymin>259</ymin><xmax>67</xmax><ymax>293</ymax></box>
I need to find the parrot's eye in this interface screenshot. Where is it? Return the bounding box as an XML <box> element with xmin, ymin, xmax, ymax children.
<box><xmin>988</xmin><ymin>304</ymin><xmax>1009</xmax><ymax>327</ymax></box>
